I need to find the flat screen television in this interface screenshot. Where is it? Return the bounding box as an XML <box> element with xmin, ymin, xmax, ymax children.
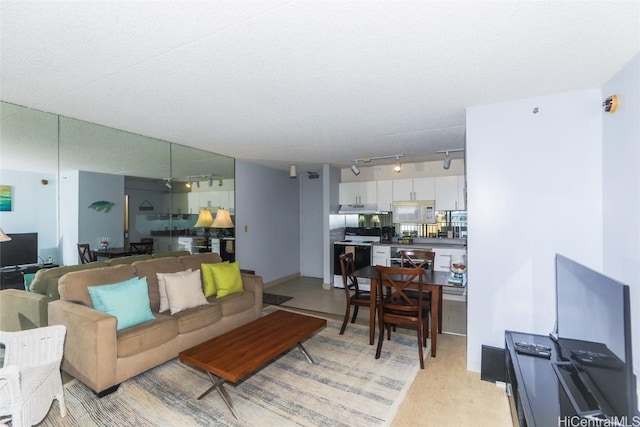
<box><xmin>0</xmin><ymin>232</ymin><xmax>38</xmax><ymax>268</ymax></box>
<box><xmin>552</xmin><ymin>254</ymin><xmax>637</xmax><ymax>423</ymax></box>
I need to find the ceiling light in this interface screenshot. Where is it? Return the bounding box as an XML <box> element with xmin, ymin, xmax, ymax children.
<box><xmin>289</xmin><ymin>164</ymin><xmax>297</xmax><ymax>178</ymax></box>
<box><xmin>165</xmin><ymin>179</ymin><xmax>172</xmax><ymax>189</ymax></box>
<box><xmin>443</xmin><ymin>152</ymin><xmax>452</xmax><ymax>169</ymax></box>
<box><xmin>186</xmin><ymin>181</ymin><xmax>191</xmax><ymax>188</ymax></box>
<box><xmin>351</xmin><ymin>162</ymin><xmax>360</xmax><ymax>176</ymax></box>
<box><xmin>394</xmin><ymin>156</ymin><xmax>402</xmax><ymax>173</ymax></box>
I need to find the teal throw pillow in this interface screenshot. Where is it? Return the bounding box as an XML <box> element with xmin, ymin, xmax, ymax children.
<box><xmin>88</xmin><ymin>277</ymin><xmax>155</xmax><ymax>331</ymax></box>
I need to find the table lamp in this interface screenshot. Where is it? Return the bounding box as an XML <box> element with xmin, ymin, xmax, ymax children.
<box><xmin>212</xmin><ymin>209</ymin><xmax>234</xmax><ymax>238</ymax></box>
<box><xmin>0</xmin><ymin>228</ymin><xmax>11</xmax><ymax>242</ymax></box>
<box><xmin>194</xmin><ymin>208</ymin><xmax>214</xmax><ymax>248</ymax></box>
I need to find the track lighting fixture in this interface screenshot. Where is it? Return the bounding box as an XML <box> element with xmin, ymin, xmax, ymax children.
<box><xmin>443</xmin><ymin>152</ymin><xmax>452</xmax><ymax>169</ymax></box>
<box><xmin>350</xmin><ymin>154</ymin><xmax>404</xmax><ymax>174</ymax></box>
<box><xmin>351</xmin><ymin>161</ymin><xmax>361</xmax><ymax>176</ymax></box>
<box><xmin>186</xmin><ymin>181</ymin><xmax>192</xmax><ymax>188</ymax></box>
<box><xmin>208</xmin><ymin>175</ymin><xmax>213</xmax><ymax>187</ymax></box>
<box><xmin>164</xmin><ymin>179</ymin><xmax>172</xmax><ymax>189</ymax></box>
<box><xmin>436</xmin><ymin>149</ymin><xmax>464</xmax><ymax>170</ymax></box>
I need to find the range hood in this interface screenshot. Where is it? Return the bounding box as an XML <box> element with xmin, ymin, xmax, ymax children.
<box><xmin>338</xmin><ymin>204</ymin><xmax>388</xmax><ymax>214</ymax></box>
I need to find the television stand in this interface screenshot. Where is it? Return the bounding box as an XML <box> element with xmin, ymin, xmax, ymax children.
<box><xmin>0</xmin><ymin>264</ymin><xmax>59</xmax><ymax>290</ymax></box>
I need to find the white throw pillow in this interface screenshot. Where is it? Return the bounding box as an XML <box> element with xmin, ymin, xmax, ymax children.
<box><xmin>156</xmin><ymin>269</ymin><xmax>192</xmax><ymax>313</ymax></box>
<box><xmin>164</xmin><ymin>269</ymin><xmax>208</xmax><ymax>315</ymax></box>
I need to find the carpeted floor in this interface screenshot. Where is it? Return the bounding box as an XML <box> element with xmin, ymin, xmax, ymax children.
<box><xmin>40</xmin><ymin>307</ymin><xmax>428</xmax><ymax>426</ymax></box>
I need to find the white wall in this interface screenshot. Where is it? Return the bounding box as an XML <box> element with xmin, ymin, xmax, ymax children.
<box><xmin>465</xmin><ymin>89</ymin><xmax>603</xmax><ymax>372</ymax></box>
<box><xmin>602</xmin><ymin>53</ymin><xmax>640</xmax><ymax>377</ymax></box>
<box><xmin>235</xmin><ymin>160</ymin><xmax>300</xmax><ymax>283</ymax></box>
<box><xmin>0</xmin><ymin>169</ymin><xmax>58</xmax><ymax>263</ymax></box>
<box><xmin>300</xmin><ymin>175</ymin><xmax>323</xmax><ymax>278</ymax></box>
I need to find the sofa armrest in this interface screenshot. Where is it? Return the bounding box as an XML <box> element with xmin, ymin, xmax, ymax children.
<box><xmin>0</xmin><ymin>289</ymin><xmax>52</xmax><ymax>331</ymax></box>
<box><xmin>48</xmin><ymin>299</ymin><xmax>118</xmax><ymax>393</ymax></box>
<box><xmin>241</xmin><ymin>273</ymin><xmax>264</xmax><ymax>318</ymax></box>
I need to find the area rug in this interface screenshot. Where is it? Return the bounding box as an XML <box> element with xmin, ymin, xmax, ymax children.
<box><xmin>41</xmin><ymin>307</ymin><xmax>428</xmax><ymax>427</ymax></box>
<box><xmin>262</xmin><ymin>292</ymin><xmax>294</xmax><ymax>305</ymax></box>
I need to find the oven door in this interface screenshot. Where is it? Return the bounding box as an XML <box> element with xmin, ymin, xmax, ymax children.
<box><xmin>333</xmin><ymin>244</ymin><xmax>372</xmax><ymax>289</ymax></box>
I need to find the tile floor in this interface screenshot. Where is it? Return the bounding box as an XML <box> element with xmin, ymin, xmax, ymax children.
<box><xmin>265</xmin><ymin>276</ymin><xmax>467</xmax><ymax>335</ymax></box>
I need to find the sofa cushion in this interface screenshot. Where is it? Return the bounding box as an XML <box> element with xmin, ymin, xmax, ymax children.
<box><xmin>156</xmin><ymin>269</ymin><xmax>192</xmax><ymax>313</ymax></box>
<box><xmin>164</xmin><ymin>269</ymin><xmax>208</xmax><ymax>315</ymax></box>
<box><xmin>212</xmin><ymin>262</ymin><xmax>243</xmax><ymax>298</ymax></box>
<box><xmin>108</xmin><ymin>255</ymin><xmax>152</xmax><ymax>266</ymax></box>
<box><xmin>117</xmin><ymin>314</ymin><xmax>178</xmax><ymax>358</ymax></box>
<box><xmin>30</xmin><ymin>261</ymin><xmax>110</xmax><ymax>299</ymax></box>
<box><xmin>213</xmin><ymin>291</ymin><xmax>256</xmax><ymax>317</ymax></box>
<box><xmin>88</xmin><ymin>277</ymin><xmax>155</xmax><ymax>331</ymax></box>
<box><xmin>132</xmin><ymin>257</ymin><xmax>185</xmax><ymax>312</ymax></box>
<box><xmin>201</xmin><ymin>262</ymin><xmax>224</xmax><ymax>297</ymax></box>
<box><xmin>58</xmin><ymin>264</ymin><xmax>137</xmax><ymax>307</ymax></box>
<box><xmin>171</xmin><ymin>303</ymin><xmax>222</xmax><ymax>334</ymax></box>
<box><xmin>178</xmin><ymin>252</ymin><xmax>222</xmax><ymax>272</ymax></box>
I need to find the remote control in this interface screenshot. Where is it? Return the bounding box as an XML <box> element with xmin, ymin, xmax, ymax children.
<box><xmin>516</xmin><ymin>347</ymin><xmax>551</xmax><ymax>359</ymax></box>
<box><xmin>515</xmin><ymin>342</ymin><xmax>552</xmax><ymax>352</ymax></box>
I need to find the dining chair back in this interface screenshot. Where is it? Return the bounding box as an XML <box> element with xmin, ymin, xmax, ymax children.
<box><xmin>338</xmin><ymin>252</ymin><xmax>371</xmax><ymax>335</ymax></box>
<box><xmin>130</xmin><ymin>241</ymin><xmax>153</xmax><ymax>255</ymax></box>
<box><xmin>400</xmin><ymin>249</ymin><xmax>435</xmax><ymax>271</ymax></box>
<box><xmin>375</xmin><ymin>265</ymin><xmax>430</xmax><ymax>368</ymax></box>
<box><xmin>77</xmin><ymin>243</ymin><xmax>94</xmax><ymax>264</ymax></box>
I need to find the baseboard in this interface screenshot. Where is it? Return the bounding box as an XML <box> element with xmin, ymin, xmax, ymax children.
<box><xmin>263</xmin><ymin>273</ymin><xmax>301</xmax><ymax>290</ymax></box>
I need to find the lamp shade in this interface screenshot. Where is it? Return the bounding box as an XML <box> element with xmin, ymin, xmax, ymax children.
<box><xmin>212</xmin><ymin>209</ymin><xmax>234</xmax><ymax>228</ymax></box>
<box><xmin>0</xmin><ymin>228</ymin><xmax>11</xmax><ymax>242</ymax></box>
<box><xmin>194</xmin><ymin>209</ymin><xmax>214</xmax><ymax>228</ymax></box>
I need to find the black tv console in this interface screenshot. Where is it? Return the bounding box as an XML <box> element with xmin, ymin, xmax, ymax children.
<box><xmin>0</xmin><ymin>264</ymin><xmax>58</xmax><ymax>290</ymax></box>
<box><xmin>506</xmin><ymin>330</ymin><xmax>584</xmax><ymax>426</ymax></box>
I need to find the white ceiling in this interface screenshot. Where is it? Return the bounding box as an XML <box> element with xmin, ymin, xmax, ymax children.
<box><xmin>1</xmin><ymin>1</ymin><xmax>638</xmax><ymax>172</ymax></box>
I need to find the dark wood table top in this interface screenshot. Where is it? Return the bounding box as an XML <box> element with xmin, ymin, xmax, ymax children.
<box><xmin>353</xmin><ymin>265</ymin><xmax>454</xmax><ymax>287</ymax></box>
<box><xmin>179</xmin><ymin>310</ymin><xmax>326</xmax><ymax>383</ymax></box>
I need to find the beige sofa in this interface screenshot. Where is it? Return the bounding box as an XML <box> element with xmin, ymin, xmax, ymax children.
<box><xmin>0</xmin><ymin>251</ymin><xmax>190</xmax><ymax>332</ymax></box>
<box><xmin>48</xmin><ymin>252</ymin><xmax>263</xmax><ymax>396</ymax></box>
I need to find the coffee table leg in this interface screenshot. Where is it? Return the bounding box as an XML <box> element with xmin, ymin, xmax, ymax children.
<box><xmin>199</xmin><ymin>371</ymin><xmax>239</xmax><ymax>420</ymax></box>
<box><xmin>297</xmin><ymin>342</ymin><xmax>316</xmax><ymax>364</ymax></box>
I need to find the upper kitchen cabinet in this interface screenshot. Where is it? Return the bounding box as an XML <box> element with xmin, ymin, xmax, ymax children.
<box><xmin>392</xmin><ymin>177</ymin><xmax>436</xmax><ymax>201</ymax></box>
<box><xmin>376</xmin><ymin>180</ymin><xmax>393</xmax><ymax>211</ymax></box>
<box><xmin>339</xmin><ymin>181</ymin><xmax>377</xmax><ymax>205</ymax></box>
<box><xmin>435</xmin><ymin>175</ymin><xmax>466</xmax><ymax>210</ymax></box>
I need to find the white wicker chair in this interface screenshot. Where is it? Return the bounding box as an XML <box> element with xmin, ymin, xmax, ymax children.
<box><xmin>0</xmin><ymin>325</ymin><xmax>67</xmax><ymax>427</ymax></box>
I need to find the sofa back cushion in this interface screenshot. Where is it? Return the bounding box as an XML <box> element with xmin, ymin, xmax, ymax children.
<box><xmin>107</xmin><ymin>255</ymin><xmax>152</xmax><ymax>266</ymax></box>
<box><xmin>58</xmin><ymin>264</ymin><xmax>137</xmax><ymax>307</ymax></box>
<box><xmin>178</xmin><ymin>252</ymin><xmax>222</xmax><ymax>271</ymax></box>
<box><xmin>132</xmin><ymin>257</ymin><xmax>185</xmax><ymax>312</ymax></box>
<box><xmin>30</xmin><ymin>261</ymin><xmax>110</xmax><ymax>299</ymax></box>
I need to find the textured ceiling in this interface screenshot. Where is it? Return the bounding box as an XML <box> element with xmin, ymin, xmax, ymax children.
<box><xmin>1</xmin><ymin>1</ymin><xmax>638</xmax><ymax>172</ymax></box>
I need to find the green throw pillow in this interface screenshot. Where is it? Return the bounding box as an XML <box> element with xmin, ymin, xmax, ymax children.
<box><xmin>201</xmin><ymin>262</ymin><xmax>228</xmax><ymax>297</ymax></box>
<box><xmin>213</xmin><ymin>262</ymin><xmax>243</xmax><ymax>298</ymax></box>
<box><xmin>88</xmin><ymin>277</ymin><xmax>155</xmax><ymax>331</ymax></box>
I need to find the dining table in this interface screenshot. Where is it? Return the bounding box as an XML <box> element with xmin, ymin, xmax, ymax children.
<box><xmin>91</xmin><ymin>247</ymin><xmax>133</xmax><ymax>259</ymax></box>
<box><xmin>353</xmin><ymin>265</ymin><xmax>458</xmax><ymax>357</ymax></box>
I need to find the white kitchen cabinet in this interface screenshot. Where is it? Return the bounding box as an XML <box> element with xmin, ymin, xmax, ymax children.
<box><xmin>435</xmin><ymin>175</ymin><xmax>465</xmax><ymax>210</ymax></box>
<box><xmin>376</xmin><ymin>180</ymin><xmax>393</xmax><ymax>211</ymax></box>
<box><xmin>372</xmin><ymin>245</ymin><xmax>391</xmax><ymax>267</ymax></box>
<box><xmin>188</xmin><ymin>190</ymin><xmax>234</xmax><ymax>213</ymax></box>
<box><xmin>392</xmin><ymin>178</ymin><xmax>435</xmax><ymax>201</ymax></box>
<box><xmin>339</xmin><ymin>181</ymin><xmax>377</xmax><ymax>205</ymax></box>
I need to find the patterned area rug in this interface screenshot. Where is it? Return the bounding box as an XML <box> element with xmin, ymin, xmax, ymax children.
<box><xmin>41</xmin><ymin>307</ymin><xmax>428</xmax><ymax>427</ymax></box>
<box><xmin>262</xmin><ymin>292</ymin><xmax>294</xmax><ymax>305</ymax></box>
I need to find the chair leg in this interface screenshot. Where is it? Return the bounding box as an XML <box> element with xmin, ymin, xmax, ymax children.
<box><xmin>417</xmin><ymin>324</ymin><xmax>425</xmax><ymax>369</ymax></box>
<box><xmin>375</xmin><ymin>318</ymin><xmax>385</xmax><ymax>360</ymax></box>
<box><xmin>339</xmin><ymin>304</ymin><xmax>351</xmax><ymax>335</ymax></box>
<box><xmin>351</xmin><ymin>306</ymin><xmax>359</xmax><ymax>323</ymax></box>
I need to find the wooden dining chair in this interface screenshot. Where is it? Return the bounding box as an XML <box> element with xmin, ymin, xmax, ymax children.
<box><xmin>129</xmin><ymin>241</ymin><xmax>153</xmax><ymax>255</ymax></box>
<box><xmin>400</xmin><ymin>249</ymin><xmax>435</xmax><ymax>271</ymax></box>
<box><xmin>375</xmin><ymin>265</ymin><xmax>430</xmax><ymax>369</ymax></box>
<box><xmin>77</xmin><ymin>243</ymin><xmax>94</xmax><ymax>264</ymax></box>
<box><xmin>338</xmin><ymin>252</ymin><xmax>371</xmax><ymax>335</ymax></box>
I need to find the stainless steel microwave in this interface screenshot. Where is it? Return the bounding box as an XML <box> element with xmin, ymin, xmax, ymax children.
<box><xmin>391</xmin><ymin>200</ymin><xmax>436</xmax><ymax>224</ymax></box>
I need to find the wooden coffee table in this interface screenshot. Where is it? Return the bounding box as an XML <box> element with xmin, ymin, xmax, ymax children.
<box><xmin>178</xmin><ymin>309</ymin><xmax>326</xmax><ymax>419</ymax></box>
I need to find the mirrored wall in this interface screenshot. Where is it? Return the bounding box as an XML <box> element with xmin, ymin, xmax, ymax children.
<box><xmin>0</xmin><ymin>101</ymin><xmax>235</xmax><ymax>266</ymax></box>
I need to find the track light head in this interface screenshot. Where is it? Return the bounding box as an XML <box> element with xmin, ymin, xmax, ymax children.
<box><xmin>289</xmin><ymin>164</ymin><xmax>297</xmax><ymax>178</ymax></box>
<box><xmin>351</xmin><ymin>162</ymin><xmax>360</xmax><ymax>176</ymax></box>
<box><xmin>393</xmin><ymin>156</ymin><xmax>401</xmax><ymax>173</ymax></box>
<box><xmin>165</xmin><ymin>179</ymin><xmax>172</xmax><ymax>189</ymax></box>
<box><xmin>443</xmin><ymin>152</ymin><xmax>452</xmax><ymax>169</ymax></box>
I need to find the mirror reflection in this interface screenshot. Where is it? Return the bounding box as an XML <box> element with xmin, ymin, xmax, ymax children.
<box><xmin>0</xmin><ymin>101</ymin><xmax>234</xmax><ymax>266</ymax></box>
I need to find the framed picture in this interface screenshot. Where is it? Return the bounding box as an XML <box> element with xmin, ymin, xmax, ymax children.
<box><xmin>0</xmin><ymin>185</ymin><xmax>12</xmax><ymax>211</ymax></box>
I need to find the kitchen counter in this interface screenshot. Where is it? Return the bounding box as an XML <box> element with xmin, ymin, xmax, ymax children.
<box><xmin>374</xmin><ymin>238</ymin><xmax>466</xmax><ymax>249</ymax></box>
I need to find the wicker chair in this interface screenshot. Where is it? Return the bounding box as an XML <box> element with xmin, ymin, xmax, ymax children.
<box><xmin>0</xmin><ymin>325</ymin><xmax>67</xmax><ymax>426</ymax></box>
